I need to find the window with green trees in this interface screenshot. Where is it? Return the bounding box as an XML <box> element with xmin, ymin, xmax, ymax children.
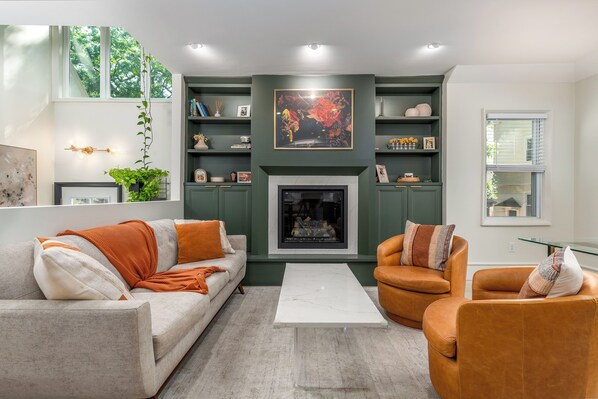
<box><xmin>67</xmin><ymin>26</ymin><xmax>171</xmax><ymax>99</ymax></box>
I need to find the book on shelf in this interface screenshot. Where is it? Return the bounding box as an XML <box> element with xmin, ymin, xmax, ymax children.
<box><xmin>189</xmin><ymin>99</ymin><xmax>198</xmax><ymax>116</ymax></box>
<box><xmin>230</xmin><ymin>143</ymin><xmax>251</xmax><ymax>149</ymax></box>
<box><xmin>199</xmin><ymin>102</ymin><xmax>210</xmax><ymax>117</ymax></box>
<box><xmin>195</xmin><ymin>100</ymin><xmax>205</xmax><ymax>117</ymax></box>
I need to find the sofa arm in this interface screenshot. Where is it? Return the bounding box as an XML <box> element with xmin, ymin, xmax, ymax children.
<box><xmin>0</xmin><ymin>300</ymin><xmax>156</xmax><ymax>398</ymax></box>
<box><xmin>377</xmin><ymin>235</ymin><xmax>404</xmax><ymax>266</ymax></box>
<box><xmin>228</xmin><ymin>235</ymin><xmax>246</xmax><ymax>252</ymax></box>
<box><xmin>472</xmin><ymin>267</ymin><xmax>535</xmax><ymax>300</ymax></box>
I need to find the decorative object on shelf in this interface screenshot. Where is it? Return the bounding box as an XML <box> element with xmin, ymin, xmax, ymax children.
<box><xmin>54</xmin><ymin>182</ymin><xmax>122</xmax><ymax>205</ymax></box>
<box><xmin>274</xmin><ymin>89</ymin><xmax>353</xmax><ymax>149</ymax></box>
<box><xmin>214</xmin><ymin>100</ymin><xmax>223</xmax><ymax>117</ymax></box>
<box><xmin>64</xmin><ymin>144</ymin><xmax>113</xmax><ymax>156</ymax></box>
<box><xmin>405</xmin><ymin>108</ymin><xmax>419</xmax><ymax>117</ymax></box>
<box><xmin>237</xmin><ymin>105</ymin><xmax>251</xmax><ymax>117</ymax></box>
<box><xmin>106</xmin><ymin>49</ymin><xmax>168</xmax><ymax>202</ymax></box>
<box><xmin>0</xmin><ymin>144</ymin><xmax>37</xmax><ymax>207</ymax></box>
<box><xmin>237</xmin><ymin>171</ymin><xmax>252</xmax><ymax>183</ymax></box>
<box><xmin>240</xmin><ymin>136</ymin><xmax>251</xmax><ymax>143</ymax></box>
<box><xmin>377</xmin><ymin>97</ymin><xmax>384</xmax><ymax>117</ymax></box>
<box><xmin>376</xmin><ymin>164</ymin><xmax>389</xmax><ymax>183</ymax></box>
<box><xmin>230</xmin><ymin>171</ymin><xmax>237</xmax><ymax>182</ymax></box>
<box><xmin>415</xmin><ymin>103</ymin><xmax>432</xmax><ymax>117</ymax></box>
<box><xmin>397</xmin><ymin>173</ymin><xmax>421</xmax><ymax>183</ymax></box>
<box><xmin>230</xmin><ymin>143</ymin><xmax>251</xmax><ymax>149</ymax></box>
<box><xmin>193</xmin><ymin>133</ymin><xmax>209</xmax><ymax>150</ymax></box>
<box><xmin>194</xmin><ymin>168</ymin><xmax>207</xmax><ymax>183</ymax></box>
<box><xmin>210</xmin><ymin>177</ymin><xmax>225</xmax><ymax>183</ymax></box>
<box><xmin>388</xmin><ymin>137</ymin><xmax>418</xmax><ymax>150</ymax></box>
<box><xmin>423</xmin><ymin>137</ymin><xmax>436</xmax><ymax>150</ymax></box>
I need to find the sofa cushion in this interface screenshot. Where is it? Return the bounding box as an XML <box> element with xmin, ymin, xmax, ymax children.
<box><xmin>130</xmin><ymin>290</ymin><xmax>209</xmax><ymax>360</ymax></box>
<box><xmin>401</xmin><ymin>220</ymin><xmax>455</xmax><ymax>271</ymax></box>
<box><xmin>171</xmin><ymin>261</ymin><xmax>230</xmax><ymax>299</ymax></box>
<box><xmin>147</xmin><ymin>219</ymin><xmax>178</xmax><ymax>272</ymax></box>
<box><xmin>374</xmin><ymin>265</ymin><xmax>450</xmax><ymax>294</ymax></box>
<box><xmin>519</xmin><ymin>247</ymin><xmax>583</xmax><ymax>299</ymax></box>
<box><xmin>175</xmin><ymin>221</ymin><xmax>225</xmax><ymax>264</ymax></box>
<box><xmin>175</xmin><ymin>219</ymin><xmax>235</xmax><ymax>254</ymax></box>
<box><xmin>423</xmin><ymin>297</ymin><xmax>468</xmax><ymax>358</ymax></box>
<box><xmin>0</xmin><ymin>241</ymin><xmax>43</xmax><ymax>300</ymax></box>
<box><xmin>172</xmin><ymin>252</ymin><xmax>246</xmax><ymax>281</ymax></box>
<box><xmin>49</xmin><ymin>235</ymin><xmax>129</xmax><ymax>288</ymax></box>
<box><xmin>33</xmin><ymin>239</ymin><xmax>133</xmax><ymax>301</ymax></box>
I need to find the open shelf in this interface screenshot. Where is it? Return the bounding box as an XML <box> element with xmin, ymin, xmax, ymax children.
<box><xmin>187</xmin><ymin>149</ymin><xmax>251</xmax><ymax>155</ymax></box>
<box><xmin>376</xmin><ymin>116</ymin><xmax>439</xmax><ymax>124</ymax></box>
<box><xmin>184</xmin><ymin>182</ymin><xmax>251</xmax><ymax>186</ymax></box>
<box><xmin>375</xmin><ymin>149</ymin><xmax>439</xmax><ymax>155</ymax></box>
<box><xmin>188</xmin><ymin>117</ymin><xmax>251</xmax><ymax>124</ymax></box>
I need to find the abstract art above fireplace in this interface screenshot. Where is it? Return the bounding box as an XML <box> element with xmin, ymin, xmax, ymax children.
<box><xmin>274</xmin><ymin>89</ymin><xmax>354</xmax><ymax>150</ymax></box>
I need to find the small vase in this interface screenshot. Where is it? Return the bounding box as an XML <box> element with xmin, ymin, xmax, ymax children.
<box><xmin>214</xmin><ymin>112</ymin><xmax>221</xmax><ymax>118</ymax></box>
<box><xmin>194</xmin><ymin>142</ymin><xmax>208</xmax><ymax>150</ymax></box>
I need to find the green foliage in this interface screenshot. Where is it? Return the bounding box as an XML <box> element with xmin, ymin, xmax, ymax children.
<box><xmin>110</xmin><ymin>27</ymin><xmax>141</xmax><ymax>98</ymax></box>
<box><xmin>69</xmin><ymin>26</ymin><xmax>172</xmax><ymax>99</ymax></box>
<box><xmin>69</xmin><ymin>26</ymin><xmax>101</xmax><ymax>97</ymax></box>
<box><xmin>106</xmin><ymin>167</ymin><xmax>168</xmax><ymax>202</ymax></box>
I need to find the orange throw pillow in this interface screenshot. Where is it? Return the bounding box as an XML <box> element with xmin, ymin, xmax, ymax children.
<box><xmin>175</xmin><ymin>220</ymin><xmax>225</xmax><ymax>264</ymax></box>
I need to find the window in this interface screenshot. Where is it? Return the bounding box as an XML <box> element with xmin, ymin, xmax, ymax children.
<box><xmin>484</xmin><ymin>112</ymin><xmax>547</xmax><ymax>224</ymax></box>
<box><xmin>64</xmin><ymin>26</ymin><xmax>171</xmax><ymax>99</ymax></box>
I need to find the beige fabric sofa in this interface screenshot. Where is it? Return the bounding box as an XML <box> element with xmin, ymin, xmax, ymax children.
<box><xmin>0</xmin><ymin>219</ymin><xmax>247</xmax><ymax>399</ymax></box>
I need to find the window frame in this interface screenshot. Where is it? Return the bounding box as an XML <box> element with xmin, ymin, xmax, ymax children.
<box><xmin>481</xmin><ymin>110</ymin><xmax>552</xmax><ymax>227</ymax></box>
<box><xmin>56</xmin><ymin>26</ymin><xmax>171</xmax><ymax>102</ymax></box>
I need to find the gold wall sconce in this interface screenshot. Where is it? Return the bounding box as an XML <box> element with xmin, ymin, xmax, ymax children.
<box><xmin>64</xmin><ymin>144</ymin><xmax>113</xmax><ymax>155</ymax></box>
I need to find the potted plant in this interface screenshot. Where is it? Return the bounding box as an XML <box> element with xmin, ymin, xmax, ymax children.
<box><xmin>106</xmin><ymin>50</ymin><xmax>169</xmax><ymax>202</ymax></box>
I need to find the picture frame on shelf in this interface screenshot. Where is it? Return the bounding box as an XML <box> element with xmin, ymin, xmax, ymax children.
<box><xmin>423</xmin><ymin>137</ymin><xmax>436</xmax><ymax>150</ymax></box>
<box><xmin>376</xmin><ymin>164</ymin><xmax>389</xmax><ymax>183</ymax></box>
<box><xmin>237</xmin><ymin>171</ymin><xmax>252</xmax><ymax>184</ymax></box>
<box><xmin>194</xmin><ymin>168</ymin><xmax>207</xmax><ymax>183</ymax></box>
<box><xmin>237</xmin><ymin>105</ymin><xmax>251</xmax><ymax>118</ymax></box>
<box><xmin>274</xmin><ymin>88</ymin><xmax>354</xmax><ymax>150</ymax></box>
<box><xmin>54</xmin><ymin>182</ymin><xmax>122</xmax><ymax>206</ymax></box>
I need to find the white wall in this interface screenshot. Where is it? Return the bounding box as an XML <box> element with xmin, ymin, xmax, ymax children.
<box><xmin>574</xmin><ymin>74</ymin><xmax>598</xmax><ymax>270</ymax></box>
<box><xmin>0</xmin><ymin>25</ymin><xmax>54</xmax><ymax>205</ymax></box>
<box><xmin>54</xmin><ymin>101</ymin><xmax>172</xmax><ymax>182</ymax></box>
<box><xmin>445</xmin><ymin>66</ymin><xmax>576</xmax><ymax>274</ymax></box>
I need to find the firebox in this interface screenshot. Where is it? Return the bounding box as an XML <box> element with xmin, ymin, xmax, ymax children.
<box><xmin>278</xmin><ymin>185</ymin><xmax>348</xmax><ymax>249</ymax></box>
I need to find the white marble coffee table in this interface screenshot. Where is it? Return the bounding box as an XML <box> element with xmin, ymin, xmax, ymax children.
<box><xmin>274</xmin><ymin>263</ymin><xmax>387</xmax><ymax>389</ymax></box>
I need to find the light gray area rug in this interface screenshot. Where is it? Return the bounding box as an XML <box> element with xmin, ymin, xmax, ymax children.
<box><xmin>161</xmin><ymin>287</ymin><xmax>440</xmax><ymax>399</ymax></box>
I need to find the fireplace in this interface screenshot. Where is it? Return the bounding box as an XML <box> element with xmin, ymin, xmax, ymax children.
<box><xmin>278</xmin><ymin>186</ymin><xmax>348</xmax><ymax>249</ymax></box>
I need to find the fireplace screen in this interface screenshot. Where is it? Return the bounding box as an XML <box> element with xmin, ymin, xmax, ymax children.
<box><xmin>278</xmin><ymin>186</ymin><xmax>348</xmax><ymax>249</ymax></box>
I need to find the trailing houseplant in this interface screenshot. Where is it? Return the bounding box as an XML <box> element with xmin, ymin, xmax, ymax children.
<box><xmin>106</xmin><ymin>49</ymin><xmax>168</xmax><ymax>202</ymax></box>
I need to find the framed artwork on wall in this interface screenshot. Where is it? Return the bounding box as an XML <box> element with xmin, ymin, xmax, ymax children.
<box><xmin>0</xmin><ymin>144</ymin><xmax>37</xmax><ymax>207</ymax></box>
<box><xmin>54</xmin><ymin>182</ymin><xmax>122</xmax><ymax>205</ymax></box>
<box><xmin>274</xmin><ymin>89</ymin><xmax>354</xmax><ymax>150</ymax></box>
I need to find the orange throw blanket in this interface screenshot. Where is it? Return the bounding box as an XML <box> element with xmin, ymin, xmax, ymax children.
<box><xmin>59</xmin><ymin>220</ymin><xmax>224</xmax><ymax>294</ymax></box>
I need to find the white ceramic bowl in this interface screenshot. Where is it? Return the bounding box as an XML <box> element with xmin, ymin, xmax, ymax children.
<box><xmin>210</xmin><ymin>177</ymin><xmax>225</xmax><ymax>183</ymax></box>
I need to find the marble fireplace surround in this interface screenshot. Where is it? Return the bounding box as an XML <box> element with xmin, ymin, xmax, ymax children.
<box><xmin>268</xmin><ymin>175</ymin><xmax>358</xmax><ymax>255</ymax></box>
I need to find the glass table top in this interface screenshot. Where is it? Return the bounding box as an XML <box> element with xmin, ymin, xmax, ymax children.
<box><xmin>519</xmin><ymin>237</ymin><xmax>598</xmax><ymax>256</ymax></box>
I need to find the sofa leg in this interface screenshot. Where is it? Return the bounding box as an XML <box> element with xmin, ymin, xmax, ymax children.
<box><xmin>237</xmin><ymin>284</ymin><xmax>245</xmax><ymax>295</ymax></box>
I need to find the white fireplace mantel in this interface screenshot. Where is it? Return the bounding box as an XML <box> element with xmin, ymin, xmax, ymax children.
<box><xmin>268</xmin><ymin>175</ymin><xmax>358</xmax><ymax>255</ymax></box>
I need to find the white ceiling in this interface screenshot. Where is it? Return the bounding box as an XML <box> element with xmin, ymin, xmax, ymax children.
<box><xmin>2</xmin><ymin>0</ymin><xmax>598</xmax><ymax>79</ymax></box>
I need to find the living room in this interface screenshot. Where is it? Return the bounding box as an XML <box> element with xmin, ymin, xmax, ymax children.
<box><xmin>1</xmin><ymin>1</ymin><xmax>597</xmax><ymax>398</ymax></box>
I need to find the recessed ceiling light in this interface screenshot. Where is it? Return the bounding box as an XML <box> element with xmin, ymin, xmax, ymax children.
<box><xmin>426</xmin><ymin>42</ymin><xmax>441</xmax><ymax>50</ymax></box>
<box><xmin>189</xmin><ymin>43</ymin><xmax>204</xmax><ymax>50</ymax></box>
<box><xmin>307</xmin><ymin>43</ymin><xmax>321</xmax><ymax>50</ymax></box>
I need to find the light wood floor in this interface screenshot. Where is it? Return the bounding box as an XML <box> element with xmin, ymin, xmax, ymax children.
<box><xmin>161</xmin><ymin>287</ymin><xmax>440</xmax><ymax>399</ymax></box>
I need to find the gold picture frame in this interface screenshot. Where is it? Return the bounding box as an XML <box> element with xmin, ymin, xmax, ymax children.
<box><xmin>274</xmin><ymin>88</ymin><xmax>354</xmax><ymax>150</ymax></box>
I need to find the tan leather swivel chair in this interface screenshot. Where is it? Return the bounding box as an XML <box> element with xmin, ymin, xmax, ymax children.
<box><xmin>374</xmin><ymin>234</ymin><xmax>468</xmax><ymax>329</ymax></box>
<box><xmin>423</xmin><ymin>267</ymin><xmax>598</xmax><ymax>399</ymax></box>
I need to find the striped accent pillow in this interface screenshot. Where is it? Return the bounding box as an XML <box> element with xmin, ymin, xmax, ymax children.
<box><xmin>518</xmin><ymin>247</ymin><xmax>583</xmax><ymax>299</ymax></box>
<box><xmin>400</xmin><ymin>220</ymin><xmax>456</xmax><ymax>271</ymax></box>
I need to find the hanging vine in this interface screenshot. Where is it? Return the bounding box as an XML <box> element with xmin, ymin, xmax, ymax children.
<box><xmin>137</xmin><ymin>49</ymin><xmax>153</xmax><ymax>170</ymax></box>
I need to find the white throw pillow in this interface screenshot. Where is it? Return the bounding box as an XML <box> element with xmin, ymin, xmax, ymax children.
<box><xmin>547</xmin><ymin>246</ymin><xmax>584</xmax><ymax>298</ymax></box>
<box><xmin>174</xmin><ymin>219</ymin><xmax>235</xmax><ymax>254</ymax></box>
<box><xmin>33</xmin><ymin>239</ymin><xmax>133</xmax><ymax>300</ymax></box>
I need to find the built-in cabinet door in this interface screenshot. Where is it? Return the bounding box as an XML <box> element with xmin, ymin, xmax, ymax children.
<box><xmin>184</xmin><ymin>186</ymin><xmax>219</xmax><ymax>220</ymax></box>
<box><xmin>407</xmin><ymin>186</ymin><xmax>442</xmax><ymax>225</ymax></box>
<box><xmin>219</xmin><ymin>186</ymin><xmax>252</xmax><ymax>249</ymax></box>
<box><xmin>376</xmin><ymin>185</ymin><xmax>408</xmax><ymax>243</ymax></box>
